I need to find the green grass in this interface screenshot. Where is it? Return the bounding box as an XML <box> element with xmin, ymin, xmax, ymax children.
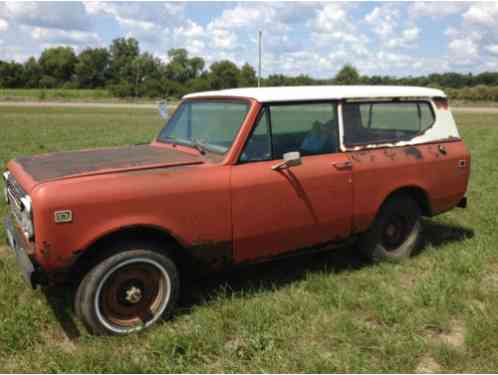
<box><xmin>0</xmin><ymin>106</ymin><xmax>497</xmax><ymax>372</ymax></box>
<box><xmin>0</xmin><ymin>89</ymin><xmax>113</xmax><ymax>102</ymax></box>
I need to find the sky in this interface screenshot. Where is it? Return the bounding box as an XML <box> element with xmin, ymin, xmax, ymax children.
<box><xmin>0</xmin><ymin>1</ymin><xmax>497</xmax><ymax>78</ymax></box>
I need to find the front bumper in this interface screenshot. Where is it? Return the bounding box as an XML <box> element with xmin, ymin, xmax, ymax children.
<box><xmin>4</xmin><ymin>215</ymin><xmax>43</xmax><ymax>288</ymax></box>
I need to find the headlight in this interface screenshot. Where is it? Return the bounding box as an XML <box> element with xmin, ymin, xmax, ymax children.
<box><xmin>20</xmin><ymin>196</ymin><xmax>34</xmax><ymax>239</ymax></box>
<box><xmin>22</xmin><ymin>214</ymin><xmax>34</xmax><ymax>239</ymax></box>
<box><xmin>4</xmin><ymin>170</ymin><xmax>34</xmax><ymax>240</ymax></box>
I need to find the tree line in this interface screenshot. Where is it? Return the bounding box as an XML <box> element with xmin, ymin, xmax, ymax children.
<box><xmin>1</xmin><ymin>37</ymin><xmax>498</xmax><ymax>100</ymax></box>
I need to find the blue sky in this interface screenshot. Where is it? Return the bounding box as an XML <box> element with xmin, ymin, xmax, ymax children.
<box><xmin>0</xmin><ymin>1</ymin><xmax>497</xmax><ymax>78</ymax></box>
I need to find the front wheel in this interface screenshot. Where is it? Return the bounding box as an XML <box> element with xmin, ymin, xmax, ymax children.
<box><xmin>75</xmin><ymin>248</ymin><xmax>179</xmax><ymax>335</ymax></box>
<box><xmin>358</xmin><ymin>194</ymin><xmax>422</xmax><ymax>263</ymax></box>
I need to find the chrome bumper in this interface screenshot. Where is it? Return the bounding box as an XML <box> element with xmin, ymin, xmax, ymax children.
<box><xmin>4</xmin><ymin>215</ymin><xmax>42</xmax><ymax>288</ymax></box>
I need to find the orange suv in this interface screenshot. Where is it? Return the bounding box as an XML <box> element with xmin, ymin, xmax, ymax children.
<box><xmin>4</xmin><ymin>86</ymin><xmax>470</xmax><ymax>335</ymax></box>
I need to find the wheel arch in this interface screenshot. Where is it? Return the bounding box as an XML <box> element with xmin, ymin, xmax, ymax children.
<box><xmin>69</xmin><ymin>224</ymin><xmax>193</xmax><ymax>284</ymax></box>
<box><xmin>380</xmin><ymin>185</ymin><xmax>432</xmax><ymax>217</ymax></box>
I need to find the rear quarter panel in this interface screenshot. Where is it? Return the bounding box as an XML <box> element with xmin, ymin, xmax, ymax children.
<box><xmin>350</xmin><ymin>140</ymin><xmax>470</xmax><ymax>233</ymax></box>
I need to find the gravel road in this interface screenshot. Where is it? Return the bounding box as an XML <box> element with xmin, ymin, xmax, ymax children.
<box><xmin>0</xmin><ymin>101</ymin><xmax>497</xmax><ymax>113</ymax></box>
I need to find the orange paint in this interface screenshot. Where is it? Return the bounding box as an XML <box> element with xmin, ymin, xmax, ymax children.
<box><xmin>4</xmin><ymin>95</ymin><xmax>470</xmax><ymax>284</ymax></box>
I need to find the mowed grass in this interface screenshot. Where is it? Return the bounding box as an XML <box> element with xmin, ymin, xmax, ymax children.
<box><xmin>0</xmin><ymin>106</ymin><xmax>497</xmax><ymax>372</ymax></box>
<box><xmin>0</xmin><ymin>89</ymin><xmax>112</xmax><ymax>102</ymax></box>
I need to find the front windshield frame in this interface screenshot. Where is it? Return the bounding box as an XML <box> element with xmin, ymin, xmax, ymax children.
<box><xmin>157</xmin><ymin>98</ymin><xmax>251</xmax><ymax>155</ymax></box>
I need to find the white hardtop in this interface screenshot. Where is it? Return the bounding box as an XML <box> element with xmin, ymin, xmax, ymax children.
<box><xmin>183</xmin><ymin>85</ymin><xmax>446</xmax><ymax>103</ymax></box>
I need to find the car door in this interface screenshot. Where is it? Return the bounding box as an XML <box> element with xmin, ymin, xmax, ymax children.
<box><xmin>230</xmin><ymin>102</ymin><xmax>353</xmax><ymax>263</ymax></box>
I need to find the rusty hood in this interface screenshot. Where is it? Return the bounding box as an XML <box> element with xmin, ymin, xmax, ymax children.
<box><xmin>12</xmin><ymin>144</ymin><xmax>203</xmax><ymax>184</ymax></box>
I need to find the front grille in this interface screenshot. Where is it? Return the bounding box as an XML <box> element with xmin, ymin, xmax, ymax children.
<box><xmin>6</xmin><ymin>173</ymin><xmax>26</xmax><ymax>200</ymax></box>
<box><xmin>4</xmin><ymin>172</ymin><xmax>33</xmax><ymax>239</ymax></box>
<box><xmin>6</xmin><ymin>174</ymin><xmax>26</xmax><ymax>211</ymax></box>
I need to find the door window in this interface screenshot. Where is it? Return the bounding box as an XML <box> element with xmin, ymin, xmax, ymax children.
<box><xmin>270</xmin><ymin>103</ymin><xmax>339</xmax><ymax>158</ymax></box>
<box><xmin>240</xmin><ymin>102</ymin><xmax>339</xmax><ymax>162</ymax></box>
<box><xmin>239</xmin><ymin>107</ymin><xmax>272</xmax><ymax>162</ymax></box>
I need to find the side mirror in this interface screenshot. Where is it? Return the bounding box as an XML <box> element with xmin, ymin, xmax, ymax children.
<box><xmin>272</xmin><ymin>151</ymin><xmax>302</xmax><ymax>171</ymax></box>
<box><xmin>158</xmin><ymin>101</ymin><xmax>169</xmax><ymax>120</ymax></box>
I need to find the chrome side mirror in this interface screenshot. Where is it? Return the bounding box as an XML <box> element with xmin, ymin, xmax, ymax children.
<box><xmin>158</xmin><ymin>101</ymin><xmax>169</xmax><ymax>120</ymax></box>
<box><xmin>272</xmin><ymin>151</ymin><xmax>302</xmax><ymax>171</ymax></box>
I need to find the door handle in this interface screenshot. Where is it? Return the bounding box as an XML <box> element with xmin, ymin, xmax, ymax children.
<box><xmin>332</xmin><ymin>160</ymin><xmax>352</xmax><ymax>170</ymax></box>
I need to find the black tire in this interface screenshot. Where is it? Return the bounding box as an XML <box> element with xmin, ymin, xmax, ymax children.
<box><xmin>358</xmin><ymin>194</ymin><xmax>421</xmax><ymax>263</ymax></box>
<box><xmin>75</xmin><ymin>244</ymin><xmax>179</xmax><ymax>335</ymax></box>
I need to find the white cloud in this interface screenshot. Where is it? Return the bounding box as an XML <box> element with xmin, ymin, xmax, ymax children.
<box><xmin>0</xmin><ymin>19</ymin><xmax>8</xmax><ymax>32</ymax></box>
<box><xmin>84</xmin><ymin>2</ymin><xmax>183</xmax><ymax>27</ymax></box>
<box><xmin>5</xmin><ymin>2</ymin><xmax>91</xmax><ymax>31</ymax></box>
<box><xmin>208</xmin><ymin>27</ymin><xmax>238</xmax><ymax>50</ymax></box>
<box><xmin>315</xmin><ymin>3</ymin><xmax>354</xmax><ymax>34</ymax></box>
<box><xmin>312</xmin><ymin>2</ymin><xmax>368</xmax><ymax>57</ymax></box>
<box><xmin>463</xmin><ymin>2</ymin><xmax>498</xmax><ymax>29</ymax></box>
<box><xmin>386</xmin><ymin>26</ymin><xmax>420</xmax><ymax>49</ymax></box>
<box><xmin>31</xmin><ymin>27</ymin><xmax>102</xmax><ymax>47</ymax></box>
<box><xmin>409</xmin><ymin>2</ymin><xmax>467</xmax><ymax>18</ymax></box>
<box><xmin>364</xmin><ymin>6</ymin><xmax>399</xmax><ymax>38</ymax></box>
<box><xmin>175</xmin><ymin>20</ymin><xmax>204</xmax><ymax>39</ymax></box>
<box><xmin>485</xmin><ymin>44</ymin><xmax>498</xmax><ymax>55</ymax></box>
<box><xmin>448</xmin><ymin>38</ymin><xmax>480</xmax><ymax>66</ymax></box>
<box><xmin>364</xmin><ymin>4</ymin><xmax>420</xmax><ymax>50</ymax></box>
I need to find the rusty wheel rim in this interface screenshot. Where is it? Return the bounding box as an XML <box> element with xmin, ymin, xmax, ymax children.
<box><xmin>382</xmin><ymin>214</ymin><xmax>410</xmax><ymax>251</ymax></box>
<box><xmin>95</xmin><ymin>258</ymin><xmax>171</xmax><ymax>334</ymax></box>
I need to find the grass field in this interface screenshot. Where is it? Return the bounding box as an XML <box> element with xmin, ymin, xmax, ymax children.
<box><xmin>0</xmin><ymin>89</ymin><xmax>114</xmax><ymax>102</ymax></box>
<box><xmin>0</xmin><ymin>106</ymin><xmax>497</xmax><ymax>372</ymax></box>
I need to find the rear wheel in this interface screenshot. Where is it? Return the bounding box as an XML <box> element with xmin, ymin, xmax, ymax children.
<box><xmin>75</xmin><ymin>247</ymin><xmax>179</xmax><ymax>335</ymax></box>
<box><xmin>359</xmin><ymin>194</ymin><xmax>421</xmax><ymax>262</ymax></box>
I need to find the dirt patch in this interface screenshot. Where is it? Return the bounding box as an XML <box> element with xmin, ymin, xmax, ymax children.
<box><xmin>482</xmin><ymin>265</ymin><xmax>498</xmax><ymax>290</ymax></box>
<box><xmin>426</xmin><ymin>320</ymin><xmax>466</xmax><ymax>350</ymax></box>
<box><xmin>41</xmin><ymin>327</ymin><xmax>78</xmax><ymax>354</ymax></box>
<box><xmin>416</xmin><ymin>355</ymin><xmax>442</xmax><ymax>373</ymax></box>
<box><xmin>363</xmin><ymin>316</ymin><xmax>384</xmax><ymax>330</ymax></box>
<box><xmin>0</xmin><ymin>246</ymin><xmax>10</xmax><ymax>257</ymax></box>
<box><xmin>442</xmin><ymin>321</ymin><xmax>466</xmax><ymax>348</ymax></box>
<box><xmin>398</xmin><ymin>272</ymin><xmax>424</xmax><ymax>290</ymax></box>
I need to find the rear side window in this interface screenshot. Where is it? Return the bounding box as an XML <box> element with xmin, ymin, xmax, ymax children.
<box><xmin>343</xmin><ymin>101</ymin><xmax>435</xmax><ymax>146</ymax></box>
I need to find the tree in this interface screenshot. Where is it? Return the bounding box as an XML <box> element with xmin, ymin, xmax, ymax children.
<box><xmin>265</xmin><ymin>74</ymin><xmax>288</xmax><ymax>86</ymax></box>
<box><xmin>0</xmin><ymin>61</ymin><xmax>25</xmax><ymax>88</ymax></box>
<box><xmin>39</xmin><ymin>47</ymin><xmax>77</xmax><ymax>85</ymax></box>
<box><xmin>334</xmin><ymin>64</ymin><xmax>360</xmax><ymax>85</ymax></box>
<box><xmin>109</xmin><ymin>37</ymin><xmax>140</xmax><ymax>84</ymax></box>
<box><xmin>239</xmin><ymin>63</ymin><xmax>257</xmax><ymax>87</ymax></box>
<box><xmin>165</xmin><ymin>48</ymin><xmax>205</xmax><ymax>83</ymax></box>
<box><xmin>39</xmin><ymin>75</ymin><xmax>58</xmax><ymax>89</ymax></box>
<box><xmin>75</xmin><ymin>48</ymin><xmax>110</xmax><ymax>88</ymax></box>
<box><xmin>23</xmin><ymin>57</ymin><xmax>43</xmax><ymax>88</ymax></box>
<box><xmin>134</xmin><ymin>52</ymin><xmax>164</xmax><ymax>97</ymax></box>
<box><xmin>208</xmin><ymin>60</ymin><xmax>240</xmax><ymax>89</ymax></box>
<box><xmin>188</xmin><ymin>56</ymin><xmax>205</xmax><ymax>80</ymax></box>
<box><xmin>292</xmin><ymin>74</ymin><xmax>314</xmax><ymax>86</ymax></box>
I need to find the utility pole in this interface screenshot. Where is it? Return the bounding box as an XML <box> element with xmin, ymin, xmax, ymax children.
<box><xmin>258</xmin><ymin>30</ymin><xmax>262</xmax><ymax>87</ymax></box>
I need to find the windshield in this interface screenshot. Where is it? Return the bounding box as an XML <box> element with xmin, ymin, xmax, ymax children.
<box><xmin>157</xmin><ymin>100</ymin><xmax>250</xmax><ymax>154</ymax></box>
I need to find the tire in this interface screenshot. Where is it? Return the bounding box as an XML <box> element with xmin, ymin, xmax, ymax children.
<box><xmin>358</xmin><ymin>194</ymin><xmax>421</xmax><ymax>263</ymax></box>
<box><xmin>75</xmin><ymin>245</ymin><xmax>179</xmax><ymax>335</ymax></box>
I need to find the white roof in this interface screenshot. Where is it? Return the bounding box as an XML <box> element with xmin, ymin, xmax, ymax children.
<box><xmin>183</xmin><ymin>85</ymin><xmax>446</xmax><ymax>102</ymax></box>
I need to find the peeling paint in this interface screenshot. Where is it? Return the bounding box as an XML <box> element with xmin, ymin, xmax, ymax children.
<box><xmin>404</xmin><ymin>146</ymin><xmax>423</xmax><ymax>160</ymax></box>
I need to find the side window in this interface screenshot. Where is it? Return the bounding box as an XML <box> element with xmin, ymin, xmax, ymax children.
<box><xmin>343</xmin><ymin>101</ymin><xmax>435</xmax><ymax>146</ymax></box>
<box><xmin>239</xmin><ymin>108</ymin><xmax>271</xmax><ymax>163</ymax></box>
<box><xmin>269</xmin><ymin>103</ymin><xmax>339</xmax><ymax>159</ymax></box>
